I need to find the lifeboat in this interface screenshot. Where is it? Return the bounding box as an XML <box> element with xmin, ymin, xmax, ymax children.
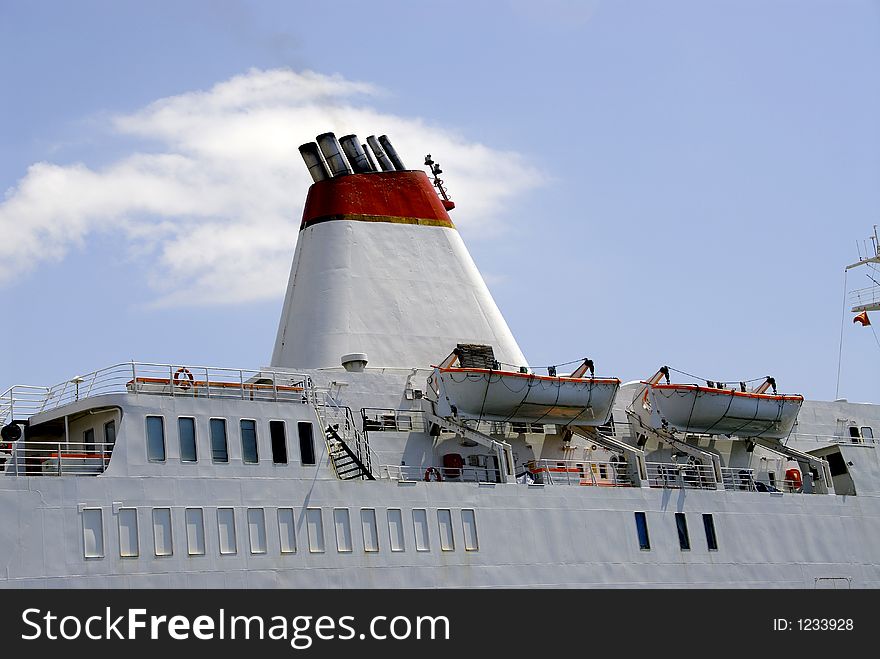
<box><xmin>429</xmin><ymin>346</ymin><xmax>620</xmax><ymax>425</ymax></box>
<box><xmin>644</xmin><ymin>369</ymin><xmax>803</xmax><ymax>439</ymax></box>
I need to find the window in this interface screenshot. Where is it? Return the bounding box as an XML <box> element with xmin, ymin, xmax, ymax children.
<box><xmin>675</xmin><ymin>513</ymin><xmax>690</xmax><ymax>551</ymax></box>
<box><xmin>388</xmin><ymin>509</ymin><xmax>405</xmax><ymax>552</ymax></box>
<box><xmin>218</xmin><ymin>508</ymin><xmax>237</xmax><ymax>555</ymax></box>
<box><xmin>334</xmin><ymin>509</ymin><xmax>352</xmax><ymax>553</ymax></box>
<box><xmin>185</xmin><ymin>508</ymin><xmax>206</xmax><ymax>556</ymax></box>
<box><xmin>248</xmin><ymin>508</ymin><xmax>267</xmax><ymax>554</ymax></box>
<box><xmin>210</xmin><ymin>418</ymin><xmax>228</xmax><ymax>463</ymax></box>
<box><xmin>703</xmin><ymin>514</ymin><xmax>718</xmax><ymax>551</ymax></box>
<box><xmin>270</xmin><ymin>420</ymin><xmax>288</xmax><ymax>465</ymax></box>
<box><xmin>413</xmin><ymin>509</ymin><xmax>430</xmax><ymax>552</ymax></box>
<box><xmin>307</xmin><ymin>508</ymin><xmax>325</xmax><ymax>553</ymax></box>
<box><xmin>82</xmin><ymin>508</ymin><xmax>104</xmax><ymax>559</ymax></box>
<box><xmin>361</xmin><ymin>509</ymin><xmax>379</xmax><ymax>552</ymax></box>
<box><xmin>438</xmin><ymin>509</ymin><xmax>455</xmax><ymax>552</ymax></box>
<box><xmin>461</xmin><ymin>510</ymin><xmax>479</xmax><ymax>551</ymax></box>
<box><xmin>298</xmin><ymin>422</ymin><xmax>315</xmax><ymax>465</ymax></box>
<box><xmin>152</xmin><ymin>508</ymin><xmax>173</xmax><ymax>556</ymax></box>
<box><xmin>178</xmin><ymin>417</ymin><xmax>197</xmax><ymax>463</ymax></box>
<box><xmin>635</xmin><ymin>512</ymin><xmax>650</xmax><ymax>550</ymax></box>
<box><xmin>146</xmin><ymin>416</ymin><xmax>166</xmax><ymax>462</ymax></box>
<box><xmin>83</xmin><ymin>428</ymin><xmax>96</xmax><ymax>454</ymax></box>
<box><xmin>861</xmin><ymin>426</ymin><xmax>873</xmax><ymax>440</ymax></box>
<box><xmin>240</xmin><ymin>420</ymin><xmax>258</xmax><ymax>464</ymax></box>
<box><xmin>849</xmin><ymin>426</ymin><xmax>860</xmax><ymax>441</ymax></box>
<box><xmin>278</xmin><ymin>508</ymin><xmax>297</xmax><ymax>554</ymax></box>
<box><xmin>118</xmin><ymin>508</ymin><xmax>139</xmax><ymax>558</ymax></box>
<box><xmin>104</xmin><ymin>420</ymin><xmax>116</xmax><ymax>449</ymax></box>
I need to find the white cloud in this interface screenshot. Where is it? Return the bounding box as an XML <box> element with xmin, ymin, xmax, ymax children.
<box><xmin>0</xmin><ymin>68</ymin><xmax>543</xmax><ymax>306</ymax></box>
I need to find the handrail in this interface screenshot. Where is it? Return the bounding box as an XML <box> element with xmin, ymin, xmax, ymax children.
<box><xmin>2</xmin><ymin>362</ymin><xmax>314</xmax><ymax>424</ymax></box>
<box><xmin>3</xmin><ymin>441</ymin><xmax>115</xmax><ymax>476</ymax></box>
<box><xmin>526</xmin><ymin>458</ymin><xmax>633</xmax><ymax>487</ymax></box>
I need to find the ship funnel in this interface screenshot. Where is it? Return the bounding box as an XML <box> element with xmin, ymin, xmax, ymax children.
<box><xmin>378</xmin><ymin>135</ymin><xmax>406</xmax><ymax>170</ymax></box>
<box><xmin>339</xmin><ymin>135</ymin><xmax>375</xmax><ymax>174</ymax></box>
<box><xmin>316</xmin><ymin>132</ymin><xmax>352</xmax><ymax>177</ymax></box>
<box><xmin>298</xmin><ymin>142</ymin><xmax>331</xmax><ymax>183</ymax></box>
<box><xmin>366</xmin><ymin>135</ymin><xmax>395</xmax><ymax>172</ymax></box>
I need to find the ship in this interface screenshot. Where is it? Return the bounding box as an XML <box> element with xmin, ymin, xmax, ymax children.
<box><xmin>1</xmin><ymin>131</ymin><xmax>878</xmax><ymax>589</ymax></box>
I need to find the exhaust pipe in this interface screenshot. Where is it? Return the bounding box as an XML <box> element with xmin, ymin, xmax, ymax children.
<box><xmin>378</xmin><ymin>135</ymin><xmax>405</xmax><ymax>170</ymax></box>
<box><xmin>366</xmin><ymin>136</ymin><xmax>395</xmax><ymax>172</ymax></box>
<box><xmin>339</xmin><ymin>135</ymin><xmax>374</xmax><ymax>174</ymax></box>
<box><xmin>362</xmin><ymin>142</ymin><xmax>378</xmax><ymax>171</ymax></box>
<box><xmin>298</xmin><ymin>142</ymin><xmax>332</xmax><ymax>183</ymax></box>
<box><xmin>316</xmin><ymin>132</ymin><xmax>352</xmax><ymax>177</ymax></box>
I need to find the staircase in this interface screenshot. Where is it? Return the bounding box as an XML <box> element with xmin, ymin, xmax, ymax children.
<box><xmin>316</xmin><ymin>393</ymin><xmax>375</xmax><ymax>481</ymax></box>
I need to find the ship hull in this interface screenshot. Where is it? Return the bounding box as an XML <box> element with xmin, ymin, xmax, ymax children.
<box><xmin>1</xmin><ymin>473</ymin><xmax>876</xmax><ymax>588</ymax></box>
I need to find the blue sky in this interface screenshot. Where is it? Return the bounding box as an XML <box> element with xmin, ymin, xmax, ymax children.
<box><xmin>1</xmin><ymin>0</ymin><xmax>879</xmax><ymax>403</ymax></box>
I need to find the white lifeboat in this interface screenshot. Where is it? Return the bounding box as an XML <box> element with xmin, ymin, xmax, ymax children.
<box><xmin>429</xmin><ymin>345</ymin><xmax>620</xmax><ymax>425</ymax></box>
<box><xmin>644</xmin><ymin>369</ymin><xmax>803</xmax><ymax>439</ymax></box>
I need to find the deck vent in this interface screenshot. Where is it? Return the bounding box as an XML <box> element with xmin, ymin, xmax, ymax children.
<box><xmin>341</xmin><ymin>353</ymin><xmax>369</xmax><ymax>373</ymax></box>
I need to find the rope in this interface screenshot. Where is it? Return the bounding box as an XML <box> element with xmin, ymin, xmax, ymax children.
<box><xmin>835</xmin><ymin>269</ymin><xmax>847</xmax><ymax>399</ymax></box>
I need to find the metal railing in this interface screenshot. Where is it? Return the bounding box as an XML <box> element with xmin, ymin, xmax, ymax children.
<box><xmin>362</xmin><ymin>408</ymin><xmax>428</xmax><ymax>433</ymax></box>
<box><xmin>1</xmin><ymin>385</ymin><xmax>51</xmax><ymax>426</ymax></box>
<box><xmin>646</xmin><ymin>461</ymin><xmax>717</xmax><ymax>490</ymax></box>
<box><xmin>3</xmin><ymin>441</ymin><xmax>115</xmax><ymax>476</ymax></box>
<box><xmin>788</xmin><ymin>432</ymin><xmax>877</xmax><ymax>446</ymax></box>
<box><xmin>850</xmin><ymin>285</ymin><xmax>880</xmax><ymax>311</ymax></box>
<box><xmin>526</xmin><ymin>458</ymin><xmax>633</xmax><ymax>487</ymax></box>
<box><xmin>378</xmin><ymin>464</ymin><xmax>503</xmax><ymax>483</ymax></box>
<box><xmin>720</xmin><ymin>467</ymin><xmax>756</xmax><ymax>491</ymax></box>
<box><xmin>2</xmin><ymin>362</ymin><xmax>315</xmax><ymax>425</ymax></box>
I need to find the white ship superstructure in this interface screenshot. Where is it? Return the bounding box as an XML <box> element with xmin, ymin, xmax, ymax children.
<box><xmin>1</xmin><ymin>132</ymin><xmax>879</xmax><ymax>588</ymax></box>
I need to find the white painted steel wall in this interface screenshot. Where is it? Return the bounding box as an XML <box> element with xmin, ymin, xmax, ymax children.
<box><xmin>271</xmin><ymin>221</ymin><xmax>527</xmax><ymax>370</ymax></box>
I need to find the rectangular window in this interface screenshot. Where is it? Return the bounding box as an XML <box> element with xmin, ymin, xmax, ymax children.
<box><xmin>388</xmin><ymin>509</ymin><xmax>405</xmax><ymax>552</ymax></box>
<box><xmin>185</xmin><ymin>508</ymin><xmax>206</xmax><ymax>556</ymax></box>
<box><xmin>218</xmin><ymin>508</ymin><xmax>237</xmax><ymax>555</ymax></box>
<box><xmin>146</xmin><ymin>416</ymin><xmax>166</xmax><ymax>462</ymax></box>
<box><xmin>298</xmin><ymin>422</ymin><xmax>315</xmax><ymax>465</ymax></box>
<box><xmin>83</xmin><ymin>428</ymin><xmax>96</xmax><ymax>454</ymax></box>
<box><xmin>307</xmin><ymin>508</ymin><xmax>325</xmax><ymax>553</ymax></box>
<box><xmin>210</xmin><ymin>418</ymin><xmax>228</xmax><ymax>463</ymax></box>
<box><xmin>82</xmin><ymin>508</ymin><xmax>104</xmax><ymax>559</ymax></box>
<box><xmin>861</xmin><ymin>426</ymin><xmax>874</xmax><ymax>440</ymax></box>
<box><xmin>248</xmin><ymin>508</ymin><xmax>267</xmax><ymax>554</ymax></box>
<box><xmin>118</xmin><ymin>508</ymin><xmax>138</xmax><ymax>558</ymax></box>
<box><xmin>152</xmin><ymin>508</ymin><xmax>173</xmax><ymax>557</ymax></box>
<box><xmin>104</xmin><ymin>420</ymin><xmax>116</xmax><ymax>449</ymax></box>
<box><xmin>635</xmin><ymin>512</ymin><xmax>651</xmax><ymax>550</ymax></box>
<box><xmin>178</xmin><ymin>417</ymin><xmax>197</xmax><ymax>463</ymax></box>
<box><xmin>703</xmin><ymin>513</ymin><xmax>718</xmax><ymax>551</ymax></box>
<box><xmin>675</xmin><ymin>512</ymin><xmax>690</xmax><ymax>551</ymax></box>
<box><xmin>438</xmin><ymin>509</ymin><xmax>455</xmax><ymax>552</ymax></box>
<box><xmin>361</xmin><ymin>509</ymin><xmax>379</xmax><ymax>553</ymax></box>
<box><xmin>461</xmin><ymin>509</ymin><xmax>479</xmax><ymax>551</ymax></box>
<box><xmin>240</xmin><ymin>420</ymin><xmax>258</xmax><ymax>464</ymax></box>
<box><xmin>413</xmin><ymin>509</ymin><xmax>430</xmax><ymax>552</ymax></box>
<box><xmin>334</xmin><ymin>509</ymin><xmax>353</xmax><ymax>553</ymax></box>
<box><xmin>278</xmin><ymin>508</ymin><xmax>296</xmax><ymax>554</ymax></box>
<box><xmin>270</xmin><ymin>420</ymin><xmax>288</xmax><ymax>464</ymax></box>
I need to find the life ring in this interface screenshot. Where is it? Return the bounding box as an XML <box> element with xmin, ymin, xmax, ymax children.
<box><xmin>173</xmin><ymin>367</ymin><xmax>195</xmax><ymax>390</ymax></box>
<box><xmin>424</xmin><ymin>467</ymin><xmax>442</xmax><ymax>482</ymax></box>
<box><xmin>785</xmin><ymin>467</ymin><xmax>802</xmax><ymax>490</ymax></box>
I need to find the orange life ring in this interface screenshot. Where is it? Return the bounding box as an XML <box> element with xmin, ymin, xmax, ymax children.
<box><xmin>173</xmin><ymin>367</ymin><xmax>194</xmax><ymax>390</ymax></box>
<box><xmin>785</xmin><ymin>467</ymin><xmax>802</xmax><ymax>489</ymax></box>
<box><xmin>424</xmin><ymin>467</ymin><xmax>442</xmax><ymax>482</ymax></box>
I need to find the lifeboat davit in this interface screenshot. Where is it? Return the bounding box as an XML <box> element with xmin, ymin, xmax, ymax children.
<box><xmin>430</xmin><ymin>346</ymin><xmax>620</xmax><ymax>425</ymax></box>
<box><xmin>646</xmin><ymin>371</ymin><xmax>803</xmax><ymax>439</ymax></box>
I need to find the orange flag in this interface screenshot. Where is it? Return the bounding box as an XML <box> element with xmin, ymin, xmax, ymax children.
<box><xmin>854</xmin><ymin>311</ymin><xmax>871</xmax><ymax>326</ymax></box>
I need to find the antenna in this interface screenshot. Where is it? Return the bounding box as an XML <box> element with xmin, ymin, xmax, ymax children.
<box><xmin>424</xmin><ymin>154</ymin><xmax>454</xmax><ymax>209</ymax></box>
